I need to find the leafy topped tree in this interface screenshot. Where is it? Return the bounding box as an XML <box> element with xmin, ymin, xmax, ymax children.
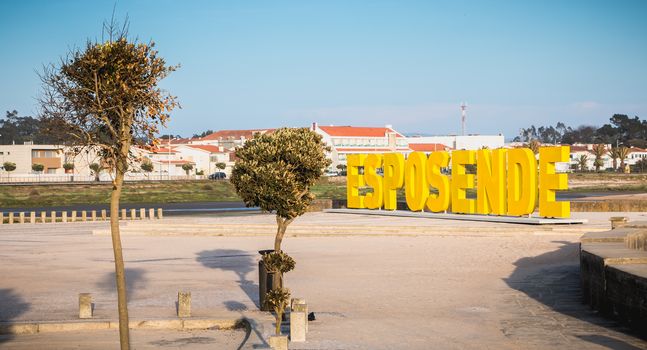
<box><xmin>140</xmin><ymin>160</ymin><xmax>154</xmax><ymax>173</ymax></box>
<box><xmin>63</xmin><ymin>162</ymin><xmax>74</xmax><ymax>173</ymax></box>
<box><xmin>181</xmin><ymin>163</ymin><xmax>193</xmax><ymax>175</ymax></box>
<box><xmin>38</xmin><ymin>22</ymin><xmax>178</xmax><ymax>350</ymax></box>
<box><xmin>231</xmin><ymin>128</ymin><xmax>330</xmax><ymax>252</ymax></box>
<box><xmin>215</xmin><ymin>162</ymin><xmax>226</xmax><ymax>170</ymax></box>
<box><xmin>32</xmin><ymin>163</ymin><xmax>45</xmax><ymax>173</ymax></box>
<box><xmin>591</xmin><ymin>144</ymin><xmax>607</xmax><ymax>172</ymax></box>
<box><xmin>3</xmin><ymin>161</ymin><xmax>16</xmax><ymax>177</ymax></box>
<box><xmin>264</xmin><ymin>288</ymin><xmax>291</xmax><ymax>335</ymax></box>
<box><xmin>577</xmin><ymin>154</ymin><xmax>589</xmax><ymax>172</ymax></box>
<box><xmin>89</xmin><ymin>163</ymin><xmax>102</xmax><ymax>182</ymax></box>
<box><xmin>617</xmin><ymin>146</ymin><xmax>630</xmax><ymax>171</ymax></box>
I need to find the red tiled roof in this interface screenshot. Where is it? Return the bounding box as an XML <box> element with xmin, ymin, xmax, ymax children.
<box><xmin>629</xmin><ymin>147</ymin><xmax>647</xmax><ymax>153</ymax></box>
<box><xmin>318</xmin><ymin>126</ymin><xmax>403</xmax><ymax>137</ymax></box>
<box><xmin>152</xmin><ymin>147</ymin><xmax>175</xmax><ymax>153</ymax></box>
<box><xmin>186</xmin><ymin>145</ymin><xmax>223</xmax><ymax>153</ymax></box>
<box><xmin>152</xmin><ymin>160</ymin><xmax>194</xmax><ymax>165</ymax></box>
<box><xmin>335</xmin><ymin>147</ymin><xmax>411</xmax><ymax>152</ymax></box>
<box><xmin>169</xmin><ymin>138</ymin><xmax>192</xmax><ymax>144</ymax></box>
<box><xmin>570</xmin><ymin>145</ymin><xmax>591</xmax><ymax>153</ymax></box>
<box><xmin>408</xmin><ymin>143</ymin><xmax>451</xmax><ymax>152</ymax></box>
<box><xmin>200</xmin><ymin>129</ymin><xmax>274</xmax><ymax>141</ymax></box>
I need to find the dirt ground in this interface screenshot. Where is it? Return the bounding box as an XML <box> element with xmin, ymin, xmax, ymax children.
<box><xmin>1</xmin><ymin>212</ymin><xmax>646</xmax><ymax>349</ymax></box>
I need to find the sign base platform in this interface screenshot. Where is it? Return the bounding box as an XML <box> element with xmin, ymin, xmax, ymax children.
<box><xmin>323</xmin><ymin>209</ymin><xmax>587</xmax><ymax>225</ymax></box>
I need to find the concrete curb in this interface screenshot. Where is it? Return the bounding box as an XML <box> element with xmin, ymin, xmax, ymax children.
<box><xmin>0</xmin><ymin>318</ymin><xmax>246</xmax><ymax>335</ymax></box>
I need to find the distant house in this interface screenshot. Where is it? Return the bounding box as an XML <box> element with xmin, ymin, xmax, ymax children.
<box><xmin>195</xmin><ymin>129</ymin><xmax>274</xmax><ymax>150</ymax></box>
<box><xmin>175</xmin><ymin>145</ymin><xmax>231</xmax><ymax>175</ymax></box>
<box><xmin>408</xmin><ymin>143</ymin><xmax>452</xmax><ymax>154</ymax></box>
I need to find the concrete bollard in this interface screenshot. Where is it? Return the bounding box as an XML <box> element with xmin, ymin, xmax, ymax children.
<box><xmin>0</xmin><ymin>212</ymin><xmax>3</xmax><ymax>224</ymax></box>
<box><xmin>61</xmin><ymin>211</ymin><xmax>68</xmax><ymax>223</ymax></box>
<box><xmin>30</xmin><ymin>212</ymin><xmax>36</xmax><ymax>224</ymax></box>
<box><xmin>140</xmin><ymin>208</ymin><xmax>146</xmax><ymax>220</ymax></box>
<box><xmin>91</xmin><ymin>210</ymin><xmax>97</xmax><ymax>221</ymax></box>
<box><xmin>8</xmin><ymin>212</ymin><xmax>14</xmax><ymax>224</ymax></box>
<box><xmin>268</xmin><ymin>335</ymin><xmax>288</xmax><ymax>350</ymax></box>
<box><xmin>291</xmin><ymin>298</ymin><xmax>308</xmax><ymax>332</ymax></box>
<box><xmin>51</xmin><ymin>211</ymin><xmax>57</xmax><ymax>223</ymax></box>
<box><xmin>81</xmin><ymin>211</ymin><xmax>87</xmax><ymax>222</ymax></box>
<box><xmin>178</xmin><ymin>291</ymin><xmax>191</xmax><ymax>317</ymax></box>
<box><xmin>101</xmin><ymin>210</ymin><xmax>107</xmax><ymax>221</ymax></box>
<box><xmin>610</xmin><ymin>216</ymin><xmax>628</xmax><ymax>229</ymax></box>
<box><xmin>19</xmin><ymin>212</ymin><xmax>25</xmax><ymax>224</ymax></box>
<box><xmin>121</xmin><ymin>209</ymin><xmax>127</xmax><ymax>220</ymax></box>
<box><xmin>79</xmin><ymin>293</ymin><xmax>92</xmax><ymax>319</ymax></box>
<box><xmin>71</xmin><ymin>211</ymin><xmax>77</xmax><ymax>222</ymax></box>
<box><xmin>290</xmin><ymin>303</ymin><xmax>307</xmax><ymax>342</ymax></box>
<box><xmin>130</xmin><ymin>209</ymin><xmax>136</xmax><ymax>220</ymax></box>
<box><xmin>41</xmin><ymin>211</ymin><xmax>47</xmax><ymax>223</ymax></box>
<box><xmin>157</xmin><ymin>208</ymin><xmax>163</xmax><ymax>219</ymax></box>
<box><xmin>149</xmin><ymin>208</ymin><xmax>155</xmax><ymax>220</ymax></box>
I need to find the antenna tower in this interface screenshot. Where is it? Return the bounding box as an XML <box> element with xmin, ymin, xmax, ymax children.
<box><xmin>460</xmin><ymin>102</ymin><xmax>467</xmax><ymax>136</ymax></box>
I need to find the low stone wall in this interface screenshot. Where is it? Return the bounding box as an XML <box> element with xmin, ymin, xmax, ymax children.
<box><xmin>580</xmin><ymin>220</ymin><xmax>647</xmax><ymax>333</ymax></box>
<box><xmin>571</xmin><ymin>200</ymin><xmax>647</xmax><ymax>212</ymax></box>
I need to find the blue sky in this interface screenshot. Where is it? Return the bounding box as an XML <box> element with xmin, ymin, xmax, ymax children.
<box><xmin>1</xmin><ymin>0</ymin><xmax>646</xmax><ymax>139</ymax></box>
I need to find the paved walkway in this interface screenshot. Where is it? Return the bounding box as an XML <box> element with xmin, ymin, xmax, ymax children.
<box><xmin>1</xmin><ymin>212</ymin><xmax>646</xmax><ymax>349</ymax></box>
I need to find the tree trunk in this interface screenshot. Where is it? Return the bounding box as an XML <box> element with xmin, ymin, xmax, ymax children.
<box><xmin>110</xmin><ymin>169</ymin><xmax>130</xmax><ymax>350</ymax></box>
<box><xmin>275</xmin><ymin>310</ymin><xmax>283</xmax><ymax>335</ymax></box>
<box><xmin>274</xmin><ymin>216</ymin><xmax>293</xmax><ymax>252</ymax></box>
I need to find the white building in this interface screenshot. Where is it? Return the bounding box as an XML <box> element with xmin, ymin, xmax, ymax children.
<box><xmin>175</xmin><ymin>145</ymin><xmax>232</xmax><ymax>175</ymax></box>
<box><xmin>312</xmin><ymin>123</ymin><xmax>410</xmax><ymax>170</ymax></box>
<box><xmin>406</xmin><ymin>134</ymin><xmax>505</xmax><ymax>150</ymax></box>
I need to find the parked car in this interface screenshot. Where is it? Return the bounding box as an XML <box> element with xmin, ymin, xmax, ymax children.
<box><xmin>208</xmin><ymin>172</ymin><xmax>227</xmax><ymax>180</ymax></box>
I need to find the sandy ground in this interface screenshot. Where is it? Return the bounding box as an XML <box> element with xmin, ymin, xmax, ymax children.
<box><xmin>1</xmin><ymin>212</ymin><xmax>646</xmax><ymax>349</ymax></box>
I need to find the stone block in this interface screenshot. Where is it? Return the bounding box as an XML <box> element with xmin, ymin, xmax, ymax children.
<box><xmin>71</xmin><ymin>211</ymin><xmax>77</xmax><ymax>222</ymax></box>
<box><xmin>611</xmin><ymin>216</ymin><xmax>629</xmax><ymax>229</ymax></box>
<box><xmin>61</xmin><ymin>211</ymin><xmax>67</xmax><ymax>223</ymax></box>
<box><xmin>41</xmin><ymin>211</ymin><xmax>47</xmax><ymax>223</ymax></box>
<box><xmin>149</xmin><ymin>208</ymin><xmax>155</xmax><ymax>220</ymax></box>
<box><xmin>30</xmin><ymin>212</ymin><xmax>36</xmax><ymax>224</ymax></box>
<box><xmin>157</xmin><ymin>208</ymin><xmax>163</xmax><ymax>219</ymax></box>
<box><xmin>140</xmin><ymin>208</ymin><xmax>146</xmax><ymax>220</ymax></box>
<box><xmin>81</xmin><ymin>211</ymin><xmax>87</xmax><ymax>222</ymax></box>
<box><xmin>121</xmin><ymin>209</ymin><xmax>127</xmax><ymax>220</ymax></box>
<box><xmin>19</xmin><ymin>212</ymin><xmax>25</xmax><ymax>224</ymax></box>
<box><xmin>178</xmin><ymin>291</ymin><xmax>191</xmax><ymax>317</ymax></box>
<box><xmin>268</xmin><ymin>335</ymin><xmax>288</xmax><ymax>350</ymax></box>
<box><xmin>51</xmin><ymin>211</ymin><xmax>56</xmax><ymax>223</ymax></box>
<box><xmin>291</xmin><ymin>298</ymin><xmax>308</xmax><ymax>332</ymax></box>
<box><xmin>0</xmin><ymin>212</ymin><xmax>3</xmax><ymax>224</ymax></box>
<box><xmin>101</xmin><ymin>210</ymin><xmax>107</xmax><ymax>221</ymax></box>
<box><xmin>8</xmin><ymin>212</ymin><xmax>14</xmax><ymax>224</ymax></box>
<box><xmin>130</xmin><ymin>209</ymin><xmax>136</xmax><ymax>220</ymax></box>
<box><xmin>91</xmin><ymin>210</ymin><xmax>97</xmax><ymax>221</ymax></box>
<box><xmin>79</xmin><ymin>293</ymin><xmax>92</xmax><ymax>319</ymax></box>
<box><xmin>290</xmin><ymin>303</ymin><xmax>307</xmax><ymax>342</ymax></box>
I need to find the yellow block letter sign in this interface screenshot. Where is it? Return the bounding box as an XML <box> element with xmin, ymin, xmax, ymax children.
<box><xmin>476</xmin><ymin>149</ymin><xmax>507</xmax><ymax>215</ymax></box>
<box><xmin>451</xmin><ymin>150</ymin><xmax>476</xmax><ymax>214</ymax></box>
<box><xmin>364</xmin><ymin>154</ymin><xmax>384</xmax><ymax>209</ymax></box>
<box><xmin>383</xmin><ymin>153</ymin><xmax>404</xmax><ymax>210</ymax></box>
<box><xmin>404</xmin><ymin>152</ymin><xmax>428</xmax><ymax>211</ymax></box>
<box><xmin>507</xmin><ymin>148</ymin><xmax>537</xmax><ymax>216</ymax></box>
<box><xmin>346</xmin><ymin>154</ymin><xmax>366</xmax><ymax>209</ymax></box>
<box><xmin>539</xmin><ymin>146</ymin><xmax>570</xmax><ymax>218</ymax></box>
<box><xmin>426</xmin><ymin>151</ymin><xmax>451</xmax><ymax>212</ymax></box>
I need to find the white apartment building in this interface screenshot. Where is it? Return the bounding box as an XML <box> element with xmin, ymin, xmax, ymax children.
<box><xmin>407</xmin><ymin>134</ymin><xmax>505</xmax><ymax>150</ymax></box>
<box><xmin>312</xmin><ymin>123</ymin><xmax>410</xmax><ymax>170</ymax></box>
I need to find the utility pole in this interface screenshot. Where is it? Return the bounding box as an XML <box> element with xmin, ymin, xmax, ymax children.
<box><xmin>460</xmin><ymin>102</ymin><xmax>467</xmax><ymax>136</ymax></box>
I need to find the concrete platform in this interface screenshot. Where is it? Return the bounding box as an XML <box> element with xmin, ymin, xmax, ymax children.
<box><xmin>325</xmin><ymin>208</ymin><xmax>588</xmax><ymax>225</ymax></box>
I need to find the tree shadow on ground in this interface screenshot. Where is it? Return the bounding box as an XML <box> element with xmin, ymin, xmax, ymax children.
<box><xmin>223</xmin><ymin>301</ymin><xmax>270</xmax><ymax>350</ymax></box>
<box><xmin>503</xmin><ymin>241</ymin><xmax>646</xmax><ymax>348</ymax></box>
<box><xmin>0</xmin><ymin>288</ymin><xmax>31</xmax><ymax>344</ymax></box>
<box><xmin>196</xmin><ymin>250</ymin><xmax>259</xmax><ymax>308</ymax></box>
<box><xmin>97</xmin><ymin>268</ymin><xmax>148</xmax><ymax>302</ymax></box>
